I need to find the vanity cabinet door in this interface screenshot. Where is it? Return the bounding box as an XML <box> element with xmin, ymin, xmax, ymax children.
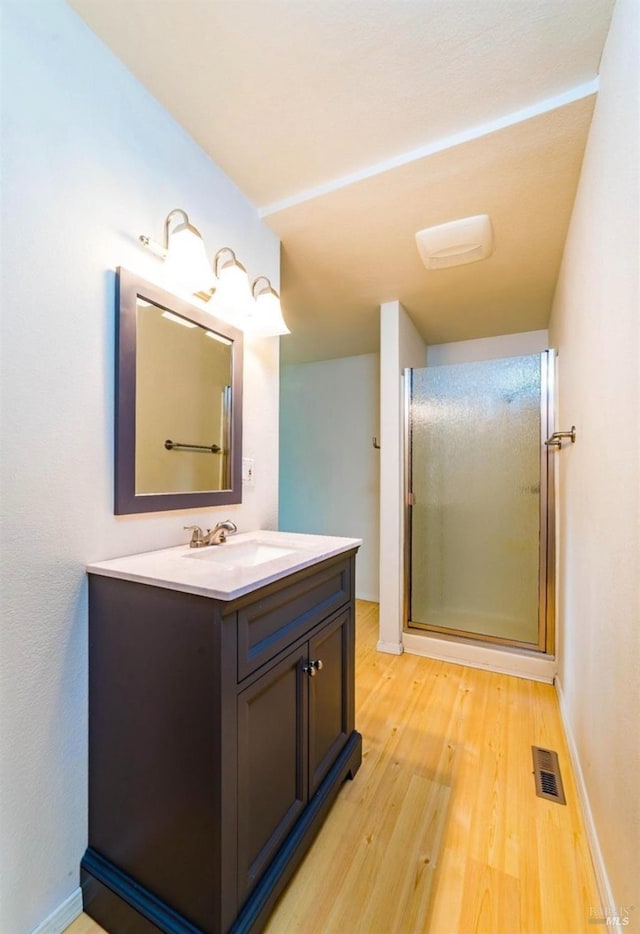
<box><xmin>237</xmin><ymin>644</ymin><xmax>308</xmax><ymax>900</ymax></box>
<box><xmin>308</xmin><ymin>608</ymin><xmax>354</xmax><ymax>796</ymax></box>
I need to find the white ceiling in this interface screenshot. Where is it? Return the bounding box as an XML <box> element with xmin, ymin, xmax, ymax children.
<box><xmin>69</xmin><ymin>0</ymin><xmax>615</xmax><ymax>363</ymax></box>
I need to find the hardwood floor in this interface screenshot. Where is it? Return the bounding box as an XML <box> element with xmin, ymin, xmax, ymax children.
<box><xmin>67</xmin><ymin>600</ymin><xmax>600</xmax><ymax>934</ymax></box>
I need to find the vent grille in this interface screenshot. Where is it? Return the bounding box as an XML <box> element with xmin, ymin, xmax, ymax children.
<box><xmin>532</xmin><ymin>746</ymin><xmax>566</xmax><ymax>805</ymax></box>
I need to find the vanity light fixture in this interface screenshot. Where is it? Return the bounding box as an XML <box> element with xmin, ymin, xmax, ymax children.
<box><xmin>139</xmin><ymin>208</ymin><xmax>215</xmax><ymax>293</ymax></box>
<box><xmin>247</xmin><ymin>277</ymin><xmax>290</xmax><ymax>337</ymax></box>
<box><xmin>138</xmin><ymin>209</ymin><xmax>291</xmax><ymax>335</ymax></box>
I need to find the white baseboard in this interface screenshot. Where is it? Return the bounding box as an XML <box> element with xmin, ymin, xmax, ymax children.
<box><xmin>402</xmin><ymin>632</ymin><xmax>557</xmax><ymax>683</ymax></box>
<box><xmin>555</xmin><ymin>677</ymin><xmax>614</xmax><ymax>914</ymax></box>
<box><xmin>31</xmin><ymin>888</ymin><xmax>83</xmax><ymax>934</ymax></box>
<box><xmin>376</xmin><ymin>639</ymin><xmax>404</xmax><ymax>655</ymax></box>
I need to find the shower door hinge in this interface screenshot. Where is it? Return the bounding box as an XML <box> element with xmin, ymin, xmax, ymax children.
<box><xmin>406</xmin><ymin>492</ymin><xmax>416</xmax><ymax>506</ymax></box>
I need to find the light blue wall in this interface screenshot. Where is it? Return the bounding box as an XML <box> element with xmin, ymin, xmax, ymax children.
<box><xmin>279</xmin><ymin>354</ymin><xmax>380</xmax><ymax>601</ymax></box>
<box><xmin>0</xmin><ymin>4</ymin><xmax>279</xmax><ymax>932</ymax></box>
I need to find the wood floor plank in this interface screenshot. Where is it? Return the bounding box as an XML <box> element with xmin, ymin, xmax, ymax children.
<box><xmin>67</xmin><ymin>600</ymin><xmax>601</xmax><ymax>934</ymax></box>
<box><xmin>64</xmin><ymin>917</ymin><xmax>106</xmax><ymax>934</ymax></box>
<box><xmin>457</xmin><ymin>857</ymin><xmax>521</xmax><ymax>934</ymax></box>
<box><xmin>362</xmin><ymin>773</ymin><xmax>451</xmax><ymax>934</ymax></box>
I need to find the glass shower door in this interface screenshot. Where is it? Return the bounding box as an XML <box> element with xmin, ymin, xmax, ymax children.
<box><xmin>407</xmin><ymin>352</ymin><xmax>553</xmax><ymax>650</ymax></box>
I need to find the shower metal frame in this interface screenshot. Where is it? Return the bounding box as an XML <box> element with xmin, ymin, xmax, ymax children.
<box><xmin>403</xmin><ymin>350</ymin><xmax>556</xmax><ymax>655</ymax></box>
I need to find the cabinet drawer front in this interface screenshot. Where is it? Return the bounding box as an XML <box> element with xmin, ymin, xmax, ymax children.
<box><xmin>237</xmin><ymin>557</ymin><xmax>351</xmax><ymax>681</ymax></box>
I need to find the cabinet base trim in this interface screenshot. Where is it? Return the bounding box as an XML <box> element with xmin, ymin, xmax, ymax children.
<box><xmin>80</xmin><ymin>730</ymin><xmax>362</xmax><ymax>934</ymax></box>
<box><xmin>81</xmin><ymin>850</ymin><xmax>202</xmax><ymax>934</ymax></box>
<box><xmin>231</xmin><ymin>729</ymin><xmax>362</xmax><ymax>934</ymax></box>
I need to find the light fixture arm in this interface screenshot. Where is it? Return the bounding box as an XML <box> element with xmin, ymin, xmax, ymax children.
<box><xmin>138</xmin><ymin>233</ymin><xmax>167</xmax><ymax>258</ymax></box>
<box><xmin>163</xmin><ymin>208</ymin><xmax>190</xmax><ymax>249</ymax></box>
<box><xmin>214</xmin><ymin>247</ymin><xmax>241</xmax><ymax>277</ymax></box>
<box><xmin>139</xmin><ymin>208</ymin><xmax>195</xmax><ymax>259</ymax></box>
<box><xmin>251</xmin><ymin>275</ymin><xmax>275</xmax><ymax>298</ymax></box>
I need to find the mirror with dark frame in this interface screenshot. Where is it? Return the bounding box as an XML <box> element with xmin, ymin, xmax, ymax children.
<box><xmin>115</xmin><ymin>267</ymin><xmax>243</xmax><ymax>514</ymax></box>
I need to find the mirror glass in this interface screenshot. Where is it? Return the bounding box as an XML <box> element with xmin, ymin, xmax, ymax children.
<box><xmin>115</xmin><ymin>268</ymin><xmax>243</xmax><ymax>514</ymax></box>
<box><xmin>135</xmin><ymin>300</ymin><xmax>232</xmax><ymax>494</ymax></box>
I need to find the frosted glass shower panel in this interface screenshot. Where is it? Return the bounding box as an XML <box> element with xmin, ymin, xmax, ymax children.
<box><xmin>410</xmin><ymin>355</ymin><xmax>542</xmax><ymax>645</ymax></box>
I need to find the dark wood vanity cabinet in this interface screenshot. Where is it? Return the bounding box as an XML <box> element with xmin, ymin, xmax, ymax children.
<box><xmin>237</xmin><ymin>608</ymin><xmax>353</xmax><ymax>900</ymax></box>
<box><xmin>81</xmin><ymin>551</ymin><xmax>361</xmax><ymax>934</ymax></box>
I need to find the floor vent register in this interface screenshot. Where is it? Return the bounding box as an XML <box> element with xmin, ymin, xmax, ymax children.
<box><xmin>532</xmin><ymin>746</ymin><xmax>566</xmax><ymax>804</ymax></box>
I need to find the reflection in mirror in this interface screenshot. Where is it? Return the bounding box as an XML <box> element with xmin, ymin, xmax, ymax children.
<box><xmin>115</xmin><ymin>269</ymin><xmax>243</xmax><ymax>515</ymax></box>
<box><xmin>135</xmin><ymin>300</ymin><xmax>232</xmax><ymax>494</ymax></box>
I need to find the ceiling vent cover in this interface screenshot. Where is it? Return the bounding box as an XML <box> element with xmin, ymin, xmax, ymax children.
<box><xmin>416</xmin><ymin>214</ymin><xmax>493</xmax><ymax>270</ymax></box>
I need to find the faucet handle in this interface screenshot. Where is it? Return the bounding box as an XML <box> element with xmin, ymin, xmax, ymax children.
<box><xmin>184</xmin><ymin>525</ymin><xmax>204</xmax><ymax>547</ymax></box>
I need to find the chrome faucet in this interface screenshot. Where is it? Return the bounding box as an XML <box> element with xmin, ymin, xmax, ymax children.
<box><xmin>205</xmin><ymin>520</ymin><xmax>237</xmax><ymax>545</ymax></box>
<box><xmin>184</xmin><ymin>520</ymin><xmax>238</xmax><ymax>547</ymax></box>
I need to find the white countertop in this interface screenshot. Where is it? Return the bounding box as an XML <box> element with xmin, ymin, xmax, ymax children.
<box><xmin>87</xmin><ymin>530</ymin><xmax>362</xmax><ymax>601</ymax></box>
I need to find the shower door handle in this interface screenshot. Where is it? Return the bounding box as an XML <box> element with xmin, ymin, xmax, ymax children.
<box><xmin>545</xmin><ymin>426</ymin><xmax>576</xmax><ymax>447</ymax></box>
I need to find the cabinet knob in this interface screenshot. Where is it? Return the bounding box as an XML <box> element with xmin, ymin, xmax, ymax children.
<box><xmin>303</xmin><ymin>659</ymin><xmax>323</xmax><ymax>677</ymax></box>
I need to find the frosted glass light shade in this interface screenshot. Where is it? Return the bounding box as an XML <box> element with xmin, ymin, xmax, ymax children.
<box><xmin>216</xmin><ymin>262</ymin><xmax>253</xmax><ymax>307</ymax></box>
<box><xmin>209</xmin><ymin>254</ymin><xmax>253</xmax><ymax>326</ymax></box>
<box><xmin>163</xmin><ymin>225</ymin><xmax>215</xmax><ymax>293</ymax></box>
<box><xmin>249</xmin><ymin>290</ymin><xmax>290</xmax><ymax>337</ymax></box>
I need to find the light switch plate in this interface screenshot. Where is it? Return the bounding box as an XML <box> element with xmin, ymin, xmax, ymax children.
<box><xmin>242</xmin><ymin>457</ymin><xmax>255</xmax><ymax>484</ymax></box>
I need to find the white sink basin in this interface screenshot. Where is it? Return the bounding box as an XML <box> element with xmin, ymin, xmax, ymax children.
<box><xmin>184</xmin><ymin>540</ymin><xmax>297</xmax><ymax>568</ymax></box>
<box><xmin>88</xmin><ymin>530</ymin><xmax>363</xmax><ymax>601</ymax></box>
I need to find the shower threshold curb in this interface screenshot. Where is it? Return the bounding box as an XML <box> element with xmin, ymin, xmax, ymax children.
<box><xmin>402</xmin><ymin>631</ymin><xmax>557</xmax><ymax>683</ymax></box>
